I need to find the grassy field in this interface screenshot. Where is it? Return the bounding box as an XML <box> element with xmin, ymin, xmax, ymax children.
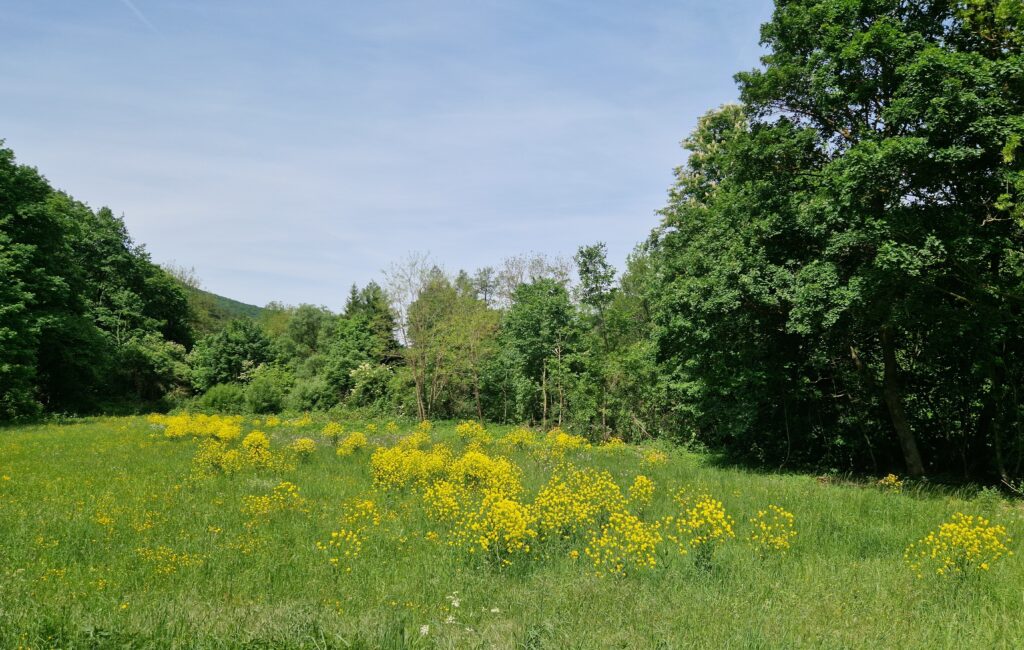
<box><xmin>1</xmin><ymin>416</ymin><xmax>1022</xmax><ymax>649</ymax></box>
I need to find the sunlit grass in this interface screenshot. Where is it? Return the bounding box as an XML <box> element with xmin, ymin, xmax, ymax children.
<box><xmin>1</xmin><ymin>416</ymin><xmax>1022</xmax><ymax>648</ymax></box>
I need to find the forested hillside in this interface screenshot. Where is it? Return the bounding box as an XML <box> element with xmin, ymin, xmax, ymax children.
<box><xmin>185</xmin><ymin>286</ymin><xmax>264</xmax><ymax>336</ymax></box>
<box><xmin>2</xmin><ymin>0</ymin><xmax>1023</xmax><ymax>484</ymax></box>
<box><xmin>0</xmin><ymin>145</ymin><xmax>193</xmax><ymax>416</ymax></box>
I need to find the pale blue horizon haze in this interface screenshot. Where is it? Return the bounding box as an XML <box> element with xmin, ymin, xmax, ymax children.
<box><xmin>3</xmin><ymin>0</ymin><xmax>773</xmax><ymax>310</ymax></box>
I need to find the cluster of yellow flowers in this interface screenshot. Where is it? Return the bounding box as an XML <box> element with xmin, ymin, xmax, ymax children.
<box><xmin>422</xmin><ymin>480</ymin><xmax>468</xmax><ymax>525</ymax></box>
<box><xmin>542</xmin><ymin>428</ymin><xmax>591</xmax><ymax>458</ymax></box>
<box><xmin>748</xmin><ymin>505</ymin><xmax>797</xmax><ymax>554</ymax></box>
<box><xmin>192</xmin><ymin>438</ymin><xmax>245</xmax><ymax>477</ymax></box>
<box><xmin>162</xmin><ymin>417</ymin><xmax>810</xmax><ymax>579</ymax></box>
<box><xmin>531</xmin><ymin>464</ymin><xmax>626</xmax><ymax>539</ymax></box>
<box><xmin>584</xmin><ymin>512</ymin><xmax>663</xmax><ymax>577</ymax></box>
<box><xmin>364</xmin><ymin>428</ymin><xmax>537</xmax><ymax>564</ymax></box>
<box><xmin>286</xmin><ymin>414</ymin><xmax>313</xmax><ymax>427</ymax></box>
<box><xmin>289</xmin><ymin>437</ymin><xmax>317</xmax><ymax>459</ymax></box>
<box><xmin>191</xmin><ymin>429</ymin><xmax>293</xmax><ymax>477</ymax></box>
<box><xmin>241</xmin><ymin>481</ymin><xmax>309</xmax><ymax>522</ymax></box>
<box><xmin>499</xmin><ymin>427</ymin><xmax>538</xmax><ymax>451</ymax></box>
<box><xmin>628</xmin><ymin>475</ymin><xmax>655</xmax><ymax>509</ymax></box>
<box><xmin>905</xmin><ymin>512</ymin><xmax>1013</xmax><ymax>578</ymax></box>
<box><xmin>263</xmin><ymin>415</ymin><xmax>281</xmax><ymax>428</ymax></box>
<box><xmin>399</xmin><ymin>429</ymin><xmax>432</xmax><ymax>450</ymax></box>
<box><xmin>877</xmin><ymin>473</ymin><xmax>904</xmax><ymax>492</ymax></box>
<box><xmin>449</xmin><ymin>450</ymin><xmax>523</xmax><ymax>497</ymax></box>
<box><xmin>242</xmin><ymin>431</ymin><xmax>273</xmax><ymax>468</ymax></box>
<box><xmin>642</xmin><ymin>449</ymin><xmax>669</xmax><ymax>466</ymax></box>
<box><xmin>465</xmin><ymin>491</ymin><xmax>537</xmax><ymax>563</ymax></box>
<box><xmin>135</xmin><ymin>545</ymin><xmax>204</xmax><ymax>576</ymax></box>
<box><xmin>336</xmin><ymin>431</ymin><xmax>369</xmax><ymax>457</ymax></box>
<box><xmin>455</xmin><ymin>420</ymin><xmax>492</xmax><ymax>447</ymax></box>
<box><xmin>595</xmin><ymin>438</ymin><xmax>628</xmax><ymax>454</ymax></box>
<box><xmin>318</xmin><ymin>497</ymin><xmax>384</xmax><ymax>572</ymax></box>
<box><xmin>341</xmin><ymin>498</ymin><xmax>383</xmax><ymax>528</ymax></box>
<box><xmin>423</xmin><ymin>482</ymin><xmax>535</xmax><ymax>564</ymax></box>
<box><xmin>148</xmin><ymin>413</ymin><xmax>243</xmax><ymax>442</ymax></box>
<box><xmin>370</xmin><ymin>441</ymin><xmax>453</xmax><ymax>490</ymax></box>
<box><xmin>664</xmin><ymin>491</ymin><xmax>736</xmax><ymax>561</ymax></box>
<box><xmin>321</xmin><ymin>421</ymin><xmax>345</xmax><ymax>442</ymax></box>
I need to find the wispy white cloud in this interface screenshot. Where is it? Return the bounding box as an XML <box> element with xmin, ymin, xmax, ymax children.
<box><xmin>118</xmin><ymin>0</ymin><xmax>158</xmax><ymax>33</ymax></box>
<box><xmin>3</xmin><ymin>0</ymin><xmax>774</xmax><ymax>309</ymax></box>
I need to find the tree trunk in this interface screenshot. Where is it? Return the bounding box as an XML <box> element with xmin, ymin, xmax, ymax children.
<box><xmin>541</xmin><ymin>361</ymin><xmax>548</xmax><ymax>430</ymax></box>
<box><xmin>556</xmin><ymin>346</ymin><xmax>564</xmax><ymax>426</ymax></box>
<box><xmin>412</xmin><ymin>360</ymin><xmax>426</xmax><ymax>421</ymax></box>
<box><xmin>601</xmin><ymin>391</ymin><xmax>607</xmax><ymax>439</ymax></box>
<box><xmin>881</xmin><ymin>326</ymin><xmax>925</xmax><ymax>478</ymax></box>
<box><xmin>980</xmin><ymin>361</ymin><xmax>1010</xmax><ymax>483</ymax></box>
<box><xmin>473</xmin><ymin>370</ymin><xmax>483</xmax><ymax>422</ymax></box>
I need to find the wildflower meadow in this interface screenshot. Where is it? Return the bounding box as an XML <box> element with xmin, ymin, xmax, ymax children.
<box><xmin>1</xmin><ymin>416</ymin><xmax>1023</xmax><ymax>648</ymax></box>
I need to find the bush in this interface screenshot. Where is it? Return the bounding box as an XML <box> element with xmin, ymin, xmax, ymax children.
<box><xmin>286</xmin><ymin>377</ymin><xmax>339</xmax><ymax>412</ymax></box>
<box><xmin>245</xmin><ymin>365</ymin><xmax>292</xmax><ymax>414</ymax></box>
<box><xmin>199</xmin><ymin>383</ymin><xmax>246</xmax><ymax>412</ymax></box>
<box><xmin>349</xmin><ymin>363</ymin><xmax>392</xmax><ymax>408</ymax></box>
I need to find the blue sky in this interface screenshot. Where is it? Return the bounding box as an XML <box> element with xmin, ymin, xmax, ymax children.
<box><xmin>3</xmin><ymin>0</ymin><xmax>773</xmax><ymax>310</ymax></box>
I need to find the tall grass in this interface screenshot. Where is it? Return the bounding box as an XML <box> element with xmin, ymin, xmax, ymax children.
<box><xmin>0</xmin><ymin>416</ymin><xmax>1021</xmax><ymax>648</ymax></box>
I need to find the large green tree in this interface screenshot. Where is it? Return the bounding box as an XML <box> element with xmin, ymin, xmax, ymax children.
<box><xmin>0</xmin><ymin>143</ymin><xmax>193</xmax><ymax>417</ymax></box>
<box><xmin>500</xmin><ymin>278</ymin><xmax>579</xmax><ymax>428</ymax></box>
<box><xmin>651</xmin><ymin>0</ymin><xmax>1024</xmax><ymax>478</ymax></box>
<box><xmin>189</xmin><ymin>319</ymin><xmax>272</xmax><ymax>392</ymax></box>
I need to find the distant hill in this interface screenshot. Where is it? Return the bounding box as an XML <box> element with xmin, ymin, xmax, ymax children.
<box><xmin>186</xmin><ymin>286</ymin><xmax>264</xmax><ymax>335</ymax></box>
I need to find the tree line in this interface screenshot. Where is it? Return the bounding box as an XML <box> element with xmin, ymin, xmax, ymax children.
<box><xmin>2</xmin><ymin>0</ymin><xmax>1023</xmax><ymax>482</ymax></box>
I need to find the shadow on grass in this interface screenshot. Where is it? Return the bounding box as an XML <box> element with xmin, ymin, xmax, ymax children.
<box><xmin>696</xmin><ymin>448</ymin><xmax>1004</xmax><ymax>503</ymax></box>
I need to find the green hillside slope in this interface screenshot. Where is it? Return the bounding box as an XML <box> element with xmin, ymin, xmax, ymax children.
<box><xmin>187</xmin><ymin>287</ymin><xmax>264</xmax><ymax>335</ymax></box>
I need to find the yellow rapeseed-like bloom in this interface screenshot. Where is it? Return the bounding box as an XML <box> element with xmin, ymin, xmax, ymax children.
<box><xmin>665</xmin><ymin>490</ymin><xmax>735</xmax><ymax>559</ymax></box>
<box><xmin>500</xmin><ymin>427</ymin><xmax>538</xmax><ymax>451</ymax></box>
<box><xmin>337</xmin><ymin>431</ymin><xmax>369</xmax><ymax>457</ymax></box>
<box><xmin>642</xmin><ymin>449</ymin><xmax>668</xmax><ymax>466</ymax></box>
<box><xmin>322</xmin><ymin>421</ymin><xmax>345</xmax><ymax>442</ymax></box>
<box><xmin>596</xmin><ymin>438</ymin><xmax>628</xmax><ymax>455</ymax></box>
<box><xmin>584</xmin><ymin>512</ymin><xmax>662</xmax><ymax>577</ymax></box>
<box><xmin>748</xmin><ymin>505</ymin><xmax>797</xmax><ymax>555</ymax></box>
<box><xmin>877</xmin><ymin>473</ymin><xmax>904</xmax><ymax>492</ymax></box>
<box><xmin>135</xmin><ymin>545</ymin><xmax>204</xmax><ymax>575</ymax></box>
<box><xmin>289</xmin><ymin>437</ymin><xmax>317</xmax><ymax>459</ymax></box>
<box><xmin>241</xmin><ymin>481</ymin><xmax>310</xmax><ymax>523</ymax></box>
<box><xmin>540</xmin><ymin>428</ymin><xmax>590</xmax><ymax>459</ymax></box>
<box><xmin>151</xmin><ymin>413</ymin><xmax>243</xmax><ymax>442</ymax></box>
<box><xmin>905</xmin><ymin>512</ymin><xmax>1013</xmax><ymax>578</ymax></box>
<box><xmin>531</xmin><ymin>464</ymin><xmax>627</xmax><ymax>539</ymax></box>
<box><xmin>242</xmin><ymin>430</ymin><xmax>273</xmax><ymax>468</ymax></box>
<box><xmin>455</xmin><ymin>420</ymin><xmax>492</xmax><ymax>446</ymax></box>
<box><xmin>628</xmin><ymin>475</ymin><xmax>655</xmax><ymax>509</ymax></box>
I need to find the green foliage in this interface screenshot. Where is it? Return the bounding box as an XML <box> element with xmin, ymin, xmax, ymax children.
<box><xmin>0</xmin><ymin>143</ymin><xmax>193</xmax><ymax>419</ymax></box>
<box><xmin>4</xmin><ymin>416</ymin><xmax>1024</xmax><ymax>647</ymax></box>
<box><xmin>198</xmin><ymin>383</ymin><xmax>247</xmax><ymax>412</ymax></box>
<box><xmin>185</xmin><ymin>285</ymin><xmax>264</xmax><ymax>336</ymax></box>
<box><xmin>189</xmin><ymin>319</ymin><xmax>272</xmax><ymax>392</ymax></box>
<box><xmin>499</xmin><ymin>278</ymin><xmax>579</xmax><ymax>426</ymax></box>
<box><xmin>243</xmin><ymin>365</ymin><xmax>292</xmax><ymax>414</ymax></box>
<box><xmin>285</xmin><ymin>376</ymin><xmax>337</xmax><ymax>412</ymax></box>
<box><xmin>642</xmin><ymin>0</ymin><xmax>1024</xmax><ymax>479</ymax></box>
<box><xmin>349</xmin><ymin>362</ymin><xmax>393</xmax><ymax>408</ymax></box>
<box><xmin>5</xmin><ymin>0</ymin><xmax>1023</xmax><ymax>488</ymax></box>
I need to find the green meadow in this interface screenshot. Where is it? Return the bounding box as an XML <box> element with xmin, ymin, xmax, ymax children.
<box><xmin>1</xmin><ymin>416</ymin><xmax>1021</xmax><ymax>649</ymax></box>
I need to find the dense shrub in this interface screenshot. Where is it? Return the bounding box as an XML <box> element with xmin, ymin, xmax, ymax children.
<box><xmin>244</xmin><ymin>366</ymin><xmax>292</xmax><ymax>414</ymax></box>
<box><xmin>199</xmin><ymin>383</ymin><xmax>246</xmax><ymax>412</ymax></box>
